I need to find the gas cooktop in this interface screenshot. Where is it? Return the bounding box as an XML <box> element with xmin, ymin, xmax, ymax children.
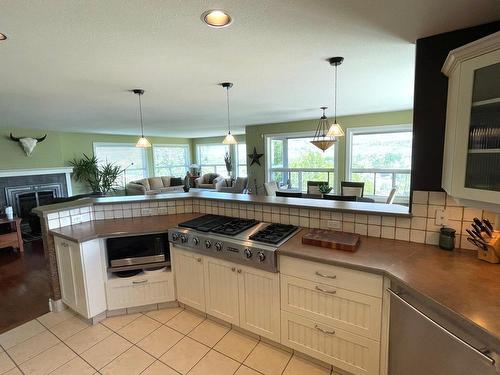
<box><xmin>169</xmin><ymin>215</ymin><xmax>299</xmax><ymax>272</ymax></box>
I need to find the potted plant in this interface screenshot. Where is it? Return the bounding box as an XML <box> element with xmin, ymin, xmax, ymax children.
<box><xmin>68</xmin><ymin>154</ymin><xmax>124</xmax><ymax>195</ymax></box>
<box><xmin>224</xmin><ymin>152</ymin><xmax>233</xmax><ymax>186</ymax></box>
<box><xmin>318</xmin><ymin>183</ymin><xmax>333</xmax><ymax>197</ymax></box>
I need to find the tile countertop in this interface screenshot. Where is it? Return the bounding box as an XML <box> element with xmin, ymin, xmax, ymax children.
<box><xmin>280</xmin><ymin>229</ymin><xmax>500</xmax><ymax>348</ymax></box>
<box><xmin>33</xmin><ymin>191</ymin><xmax>411</xmax><ymax>217</ymax></box>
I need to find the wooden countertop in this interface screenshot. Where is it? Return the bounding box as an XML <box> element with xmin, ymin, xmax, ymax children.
<box><xmin>51</xmin><ymin>217</ymin><xmax>500</xmax><ymax>347</ymax></box>
<box><xmin>50</xmin><ymin>214</ymin><xmax>200</xmax><ymax>242</ymax></box>
<box><xmin>280</xmin><ymin>229</ymin><xmax>500</xmax><ymax>346</ymax></box>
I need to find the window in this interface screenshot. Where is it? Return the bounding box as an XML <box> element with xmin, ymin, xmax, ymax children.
<box><xmin>93</xmin><ymin>143</ymin><xmax>148</xmax><ymax>186</ymax></box>
<box><xmin>153</xmin><ymin>144</ymin><xmax>190</xmax><ymax>177</ymax></box>
<box><xmin>197</xmin><ymin>144</ymin><xmax>230</xmax><ymax>176</ymax></box>
<box><xmin>266</xmin><ymin>133</ymin><xmax>336</xmax><ymax>192</ymax></box>
<box><xmin>346</xmin><ymin>125</ymin><xmax>412</xmax><ymax>200</ymax></box>
<box><xmin>237</xmin><ymin>143</ymin><xmax>247</xmax><ymax>177</ymax></box>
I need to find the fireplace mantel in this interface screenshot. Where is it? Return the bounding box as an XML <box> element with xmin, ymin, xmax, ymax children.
<box><xmin>0</xmin><ymin>167</ymin><xmax>73</xmax><ymax>195</ymax></box>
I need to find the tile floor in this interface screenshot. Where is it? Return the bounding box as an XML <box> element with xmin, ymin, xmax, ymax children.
<box><xmin>0</xmin><ymin>306</ymin><xmax>340</xmax><ymax>375</ymax></box>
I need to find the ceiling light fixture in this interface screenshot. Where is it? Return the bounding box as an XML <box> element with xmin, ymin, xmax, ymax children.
<box><xmin>131</xmin><ymin>89</ymin><xmax>151</xmax><ymax>148</ymax></box>
<box><xmin>311</xmin><ymin>107</ymin><xmax>336</xmax><ymax>151</ymax></box>
<box><xmin>326</xmin><ymin>57</ymin><xmax>345</xmax><ymax>138</ymax></box>
<box><xmin>220</xmin><ymin>82</ymin><xmax>237</xmax><ymax>145</ymax></box>
<box><xmin>201</xmin><ymin>9</ymin><xmax>232</xmax><ymax>28</ymax></box>
<box><xmin>0</xmin><ymin>33</ymin><xmax>7</xmax><ymax>41</ymax></box>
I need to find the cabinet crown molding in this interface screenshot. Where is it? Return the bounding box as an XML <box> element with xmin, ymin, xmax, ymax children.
<box><xmin>442</xmin><ymin>31</ymin><xmax>500</xmax><ymax>76</ymax></box>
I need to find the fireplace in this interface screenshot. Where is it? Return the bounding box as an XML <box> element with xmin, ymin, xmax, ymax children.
<box><xmin>6</xmin><ymin>183</ymin><xmax>62</xmax><ymax>217</ymax></box>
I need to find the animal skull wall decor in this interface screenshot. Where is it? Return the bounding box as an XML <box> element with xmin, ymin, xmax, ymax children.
<box><xmin>9</xmin><ymin>133</ymin><xmax>47</xmax><ymax>156</ymax></box>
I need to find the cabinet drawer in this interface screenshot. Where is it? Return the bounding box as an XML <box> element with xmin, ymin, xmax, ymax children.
<box><xmin>281</xmin><ymin>275</ymin><xmax>381</xmax><ymax>340</ymax></box>
<box><xmin>280</xmin><ymin>256</ymin><xmax>383</xmax><ymax>298</ymax></box>
<box><xmin>106</xmin><ymin>271</ymin><xmax>175</xmax><ymax>310</ymax></box>
<box><xmin>281</xmin><ymin>311</ymin><xmax>380</xmax><ymax>375</ymax></box>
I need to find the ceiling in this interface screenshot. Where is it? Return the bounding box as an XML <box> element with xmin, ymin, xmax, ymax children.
<box><xmin>1</xmin><ymin>1</ymin><xmax>499</xmax><ymax>138</ymax></box>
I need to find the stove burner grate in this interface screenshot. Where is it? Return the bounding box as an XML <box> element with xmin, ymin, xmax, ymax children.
<box><xmin>249</xmin><ymin>223</ymin><xmax>299</xmax><ymax>244</ymax></box>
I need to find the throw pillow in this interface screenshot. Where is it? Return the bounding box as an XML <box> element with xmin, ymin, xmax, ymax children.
<box><xmin>207</xmin><ymin>174</ymin><xmax>218</xmax><ymax>184</ymax></box>
<box><xmin>170</xmin><ymin>177</ymin><xmax>183</xmax><ymax>186</ymax></box>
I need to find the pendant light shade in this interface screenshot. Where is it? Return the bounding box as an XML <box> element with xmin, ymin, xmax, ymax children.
<box><xmin>311</xmin><ymin>107</ymin><xmax>335</xmax><ymax>152</ymax></box>
<box><xmin>326</xmin><ymin>57</ymin><xmax>345</xmax><ymax>138</ymax></box>
<box><xmin>132</xmin><ymin>89</ymin><xmax>151</xmax><ymax>148</ymax></box>
<box><xmin>220</xmin><ymin>82</ymin><xmax>237</xmax><ymax>145</ymax></box>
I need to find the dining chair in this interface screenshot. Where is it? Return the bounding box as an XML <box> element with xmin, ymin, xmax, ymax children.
<box><xmin>386</xmin><ymin>188</ymin><xmax>398</xmax><ymax>204</ymax></box>
<box><xmin>276</xmin><ymin>191</ymin><xmax>303</xmax><ymax>198</ymax></box>
<box><xmin>341</xmin><ymin>181</ymin><xmax>364</xmax><ymax>197</ymax></box>
<box><xmin>264</xmin><ymin>181</ymin><xmax>279</xmax><ymax>196</ymax></box>
<box><xmin>323</xmin><ymin>195</ymin><xmax>357</xmax><ymax>201</ymax></box>
<box><xmin>307</xmin><ymin>181</ymin><xmax>328</xmax><ymax>195</ymax></box>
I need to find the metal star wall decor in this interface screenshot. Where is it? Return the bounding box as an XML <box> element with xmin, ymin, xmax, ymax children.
<box><xmin>248</xmin><ymin>147</ymin><xmax>264</xmax><ymax>166</ymax></box>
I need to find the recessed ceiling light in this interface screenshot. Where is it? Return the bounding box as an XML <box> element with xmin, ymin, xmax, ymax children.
<box><xmin>201</xmin><ymin>9</ymin><xmax>232</xmax><ymax>28</ymax></box>
<box><xmin>0</xmin><ymin>33</ymin><xmax>7</xmax><ymax>41</ymax></box>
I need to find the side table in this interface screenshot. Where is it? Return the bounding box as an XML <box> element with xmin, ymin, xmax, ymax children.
<box><xmin>0</xmin><ymin>217</ymin><xmax>24</xmax><ymax>253</ymax></box>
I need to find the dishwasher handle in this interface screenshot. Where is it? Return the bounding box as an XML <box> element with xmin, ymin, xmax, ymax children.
<box><xmin>387</xmin><ymin>288</ymin><xmax>495</xmax><ymax>367</ymax></box>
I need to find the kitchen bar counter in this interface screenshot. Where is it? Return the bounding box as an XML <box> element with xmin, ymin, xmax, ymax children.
<box><xmin>33</xmin><ymin>191</ymin><xmax>410</xmax><ymax>217</ymax></box>
<box><xmin>280</xmin><ymin>229</ymin><xmax>500</xmax><ymax>347</ymax></box>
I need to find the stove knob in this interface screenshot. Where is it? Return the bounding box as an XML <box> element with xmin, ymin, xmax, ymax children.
<box><xmin>215</xmin><ymin>242</ymin><xmax>223</xmax><ymax>251</ymax></box>
<box><xmin>244</xmin><ymin>248</ymin><xmax>253</xmax><ymax>259</ymax></box>
<box><xmin>193</xmin><ymin>237</ymin><xmax>200</xmax><ymax>246</ymax></box>
<box><xmin>258</xmin><ymin>252</ymin><xmax>266</xmax><ymax>262</ymax></box>
<box><xmin>180</xmin><ymin>234</ymin><xmax>188</xmax><ymax>243</ymax></box>
<box><xmin>205</xmin><ymin>240</ymin><xmax>212</xmax><ymax>249</ymax></box>
<box><xmin>172</xmin><ymin>233</ymin><xmax>179</xmax><ymax>241</ymax></box>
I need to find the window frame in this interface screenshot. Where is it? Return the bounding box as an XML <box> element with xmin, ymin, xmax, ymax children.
<box><xmin>345</xmin><ymin>124</ymin><xmax>412</xmax><ymax>201</ymax></box>
<box><xmin>92</xmin><ymin>142</ymin><xmax>149</xmax><ymax>186</ymax></box>
<box><xmin>152</xmin><ymin>143</ymin><xmax>191</xmax><ymax>177</ymax></box>
<box><xmin>264</xmin><ymin>131</ymin><xmax>338</xmax><ymax>193</ymax></box>
<box><xmin>236</xmin><ymin>143</ymin><xmax>247</xmax><ymax>177</ymax></box>
<box><xmin>196</xmin><ymin>143</ymin><xmax>231</xmax><ymax>176</ymax></box>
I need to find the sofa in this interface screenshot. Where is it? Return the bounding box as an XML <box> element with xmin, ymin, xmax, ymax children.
<box><xmin>194</xmin><ymin>173</ymin><xmax>224</xmax><ymax>189</ymax></box>
<box><xmin>126</xmin><ymin>176</ymin><xmax>185</xmax><ymax>195</ymax></box>
<box><xmin>216</xmin><ymin>177</ymin><xmax>248</xmax><ymax>193</ymax></box>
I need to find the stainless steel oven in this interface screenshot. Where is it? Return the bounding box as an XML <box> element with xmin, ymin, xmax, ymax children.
<box><xmin>106</xmin><ymin>233</ymin><xmax>170</xmax><ymax>271</ymax></box>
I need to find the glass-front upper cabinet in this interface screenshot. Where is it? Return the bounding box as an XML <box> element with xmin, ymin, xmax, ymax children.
<box><xmin>442</xmin><ymin>32</ymin><xmax>500</xmax><ymax>208</ymax></box>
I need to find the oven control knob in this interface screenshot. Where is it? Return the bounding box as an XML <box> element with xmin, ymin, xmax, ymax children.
<box><xmin>244</xmin><ymin>249</ymin><xmax>253</xmax><ymax>258</ymax></box>
<box><xmin>257</xmin><ymin>252</ymin><xmax>266</xmax><ymax>262</ymax></box>
<box><xmin>180</xmin><ymin>235</ymin><xmax>188</xmax><ymax>243</ymax></box>
<box><xmin>172</xmin><ymin>233</ymin><xmax>179</xmax><ymax>241</ymax></box>
<box><xmin>193</xmin><ymin>237</ymin><xmax>200</xmax><ymax>245</ymax></box>
<box><xmin>205</xmin><ymin>240</ymin><xmax>212</xmax><ymax>249</ymax></box>
<box><xmin>215</xmin><ymin>242</ymin><xmax>223</xmax><ymax>251</ymax></box>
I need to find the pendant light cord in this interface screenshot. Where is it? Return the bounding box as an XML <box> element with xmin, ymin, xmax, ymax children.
<box><xmin>225</xmin><ymin>86</ymin><xmax>231</xmax><ymax>134</ymax></box>
<box><xmin>333</xmin><ymin>64</ymin><xmax>338</xmax><ymax>124</ymax></box>
<box><xmin>138</xmin><ymin>93</ymin><xmax>145</xmax><ymax>138</ymax></box>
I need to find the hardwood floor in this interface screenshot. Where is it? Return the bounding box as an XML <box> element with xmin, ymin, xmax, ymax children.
<box><xmin>0</xmin><ymin>239</ymin><xmax>50</xmax><ymax>334</ymax></box>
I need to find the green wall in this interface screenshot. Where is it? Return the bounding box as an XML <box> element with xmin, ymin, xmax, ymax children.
<box><xmin>0</xmin><ymin>127</ymin><xmax>191</xmax><ymax>194</ymax></box>
<box><xmin>245</xmin><ymin>110</ymin><xmax>413</xmax><ymax>194</ymax></box>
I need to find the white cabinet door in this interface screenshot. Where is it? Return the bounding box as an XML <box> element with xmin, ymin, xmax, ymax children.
<box><xmin>54</xmin><ymin>237</ymin><xmax>78</xmax><ymax>311</ymax></box>
<box><xmin>238</xmin><ymin>265</ymin><xmax>281</xmax><ymax>342</ymax></box>
<box><xmin>172</xmin><ymin>247</ymin><xmax>206</xmax><ymax>311</ymax></box>
<box><xmin>204</xmin><ymin>257</ymin><xmax>239</xmax><ymax>325</ymax></box>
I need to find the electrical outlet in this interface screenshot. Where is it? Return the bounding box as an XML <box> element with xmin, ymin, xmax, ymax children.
<box><xmin>327</xmin><ymin>220</ymin><xmax>342</xmax><ymax>230</ymax></box>
<box><xmin>435</xmin><ymin>208</ymin><xmax>448</xmax><ymax>226</ymax></box>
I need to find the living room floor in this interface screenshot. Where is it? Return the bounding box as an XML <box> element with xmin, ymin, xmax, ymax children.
<box><xmin>0</xmin><ymin>307</ymin><xmax>340</xmax><ymax>375</ymax></box>
<box><xmin>0</xmin><ymin>239</ymin><xmax>50</xmax><ymax>334</ymax></box>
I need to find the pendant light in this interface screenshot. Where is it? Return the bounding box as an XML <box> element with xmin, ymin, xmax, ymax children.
<box><xmin>132</xmin><ymin>89</ymin><xmax>151</xmax><ymax>148</ymax></box>
<box><xmin>326</xmin><ymin>57</ymin><xmax>345</xmax><ymax>138</ymax></box>
<box><xmin>311</xmin><ymin>106</ymin><xmax>336</xmax><ymax>151</ymax></box>
<box><xmin>220</xmin><ymin>82</ymin><xmax>237</xmax><ymax>145</ymax></box>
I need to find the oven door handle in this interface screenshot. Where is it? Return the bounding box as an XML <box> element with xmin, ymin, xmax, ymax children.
<box><xmin>388</xmin><ymin>289</ymin><xmax>495</xmax><ymax>367</ymax></box>
<box><xmin>132</xmin><ymin>279</ymin><xmax>148</xmax><ymax>285</ymax></box>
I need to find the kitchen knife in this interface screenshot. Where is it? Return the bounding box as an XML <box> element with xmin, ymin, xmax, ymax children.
<box><xmin>483</xmin><ymin>219</ymin><xmax>494</xmax><ymax>232</ymax></box>
<box><xmin>465</xmin><ymin>229</ymin><xmax>487</xmax><ymax>244</ymax></box>
<box><xmin>471</xmin><ymin>225</ymin><xmax>484</xmax><ymax>240</ymax></box>
<box><xmin>466</xmin><ymin>237</ymin><xmax>487</xmax><ymax>251</ymax></box>
<box><xmin>473</xmin><ymin>217</ymin><xmax>485</xmax><ymax>230</ymax></box>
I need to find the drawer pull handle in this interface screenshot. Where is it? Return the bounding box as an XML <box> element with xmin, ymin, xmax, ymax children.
<box><xmin>196</xmin><ymin>257</ymin><xmax>202</xmax><ymax>262</ymax></box>
<box><xmin>315</xmin><ymin>285</ymin><xmax>336</xmax><ymax>294</ymax></box>
<box><xmin>231</xmin><ymin>267</ymin><xmax>236</xmax><ymax>272</ymax></box>
<box><xmin>315</xmin><ymin>325</ymin><xmax>335</xmax><ymax>335</ymax></box>
<box><xmin>315</xmin><ymin>271</ymin><xmax>336</xmax><ymax>279</ymax></box>
<box><xmin>132</xmin><ymin>279</ymin><xmax>148</xmax><ymax>284</ymax></box>
<box><xmin>237</xmin><ymin>269</ymin><xmax>242</xmax><ymax>273</ymax></box>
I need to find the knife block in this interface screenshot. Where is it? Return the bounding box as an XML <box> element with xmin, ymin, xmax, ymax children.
<box><xmin>477</xmin><ymin>231</ymin><xmax>500</xmax><ymax>264</ymax></box>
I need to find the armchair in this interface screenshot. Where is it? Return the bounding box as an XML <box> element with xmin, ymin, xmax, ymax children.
<box><xmin>216</xmin><ymin>177</ymin><xmax>248</xmax><ymax>193</ymax></box>
<box><xmin>195</xmin><ymin>173</ymin><xmax>222</xmax><ymax>189</ymax></box>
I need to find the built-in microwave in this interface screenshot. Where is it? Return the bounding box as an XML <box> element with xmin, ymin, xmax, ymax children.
<box><xmin>106</xmin><ymin>233</ymin><xmax>170</xmax><ymax>271</ymax></box>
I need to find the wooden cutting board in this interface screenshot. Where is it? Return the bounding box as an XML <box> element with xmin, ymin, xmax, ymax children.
<box><xmin>302</xmin><ymin>229</ymin><xmax>360</xmax><ymax>251</ymax></box>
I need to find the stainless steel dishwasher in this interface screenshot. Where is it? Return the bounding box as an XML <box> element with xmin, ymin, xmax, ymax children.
<box><xmin>388</xmin><ymin>289</ymin><xmax>498</xmax><ymax>375</ymax></box>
